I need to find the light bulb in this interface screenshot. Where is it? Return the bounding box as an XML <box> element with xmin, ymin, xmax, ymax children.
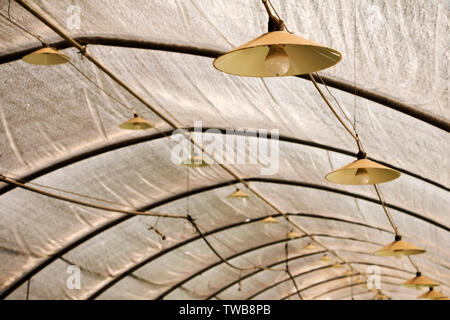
<box><xmin>265</xmin><ymin>45</ymin><xmax>290</xmax><ymax>76</ymax></box>
<box><xmin>354</xmin><ymin>168</ymin><xmax>370</xmax><ymax>184</ymax></box>
<box><xmin>393</xmin><ymin>250</ymin><xmax>404</xmax><ymax>259</ymax></box>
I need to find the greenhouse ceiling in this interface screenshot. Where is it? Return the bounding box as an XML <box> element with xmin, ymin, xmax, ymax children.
<box><xmin>0</xmin><ymin>0</ymin><xmax>448</xmax><ymax>300</ymax></box>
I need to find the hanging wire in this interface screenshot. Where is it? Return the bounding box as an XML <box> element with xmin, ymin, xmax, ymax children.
<box><xmin>266</xmin><ymin>0</ymin><xmax>293</xmax><ymax>33</ymax></box>
<box><xmin>67</xmin><ymin>60</ymin><xmax>138</xmax><ymax>114</ymax></box>
<box><xmin>285</xmin><ymin>241</ymin><xmax>303</xmax><ymax>300</ymax></box>
<box><xmin>373</xmin><ymin>184</ymin><xmax>400</xmax><ymax>236</ymax></box>
<box><xmin>315</xmin><ymin>72</ymin><xmax>355</xmax><ymax>129</ymax></box>
<box><xmin>0</xmin><ymin>11</ymin><xmax>47</xmax><ymax>46</ymax></box>
<box><xmin>407</xmin><ymin>256</ymin><xmax>420</xmax><ymax>273</ymax></box>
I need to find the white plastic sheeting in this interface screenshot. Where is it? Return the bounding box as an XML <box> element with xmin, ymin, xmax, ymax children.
<box><xmin>0</xmin><ymin>0</ymin><xmax>448</xmax><ymax>300</ymax></box>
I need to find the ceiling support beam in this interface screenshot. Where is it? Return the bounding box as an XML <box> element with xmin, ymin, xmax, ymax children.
<box><xmin>1</xmin><ymin>36</ymin><xmax>448</xmax><ymax>132</ymax></box>
<box><xmin>1</xmin><ymin>176</ymin><xmax>446</xmax><ymax>299</ymax></box>
<box><xmin>1</xmin><ymin>127</ymin><xmax>446</xmax><ymax>198</ymax></box>
<box><xmin>155</xmin><ymin>235</ymin><xmax>382</xmax><ymax>300</ymax></box>
<box><xmin>281</xmin><ymin>278</ymin><xmax>402</xmax><ymax>300</ymax></box>
<box><xmin>249</xmin><ymin>270</ymin><xmax>407</xmax><ymax>300</ymax></box>
<box><xmin>207</xmin><ymin>258</ymin><xmax>413</xmax><ymax>300</ymax></box>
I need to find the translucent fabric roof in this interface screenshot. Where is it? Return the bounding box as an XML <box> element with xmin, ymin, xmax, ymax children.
<box><xmin>0</xmin><ymin>0</ymin><xmax>448</xmax><ymax>300</ymax></box>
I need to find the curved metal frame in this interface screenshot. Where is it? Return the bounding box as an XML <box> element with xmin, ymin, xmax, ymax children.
<box><xmin>249</xmin><ymin>270</ymin><xmax>407</xmax><ymax>300</ymax></box>
<box><xmin>206</xmin><ymin>258</ymin><xmax>415</xmax><ymax>300</ymax></box>
<box><xmin>1</xmin><ymin>175</ymin><xmax>447</xmax><ymax>299</ymax></box>
<box><xmin>0</xmin><ymin>36</ymin><xmax>448</xmax><ymax>132</ymax></box>
<box><xmin>311</xmin><ymin>281</ymin><xmax>400</xmax><ymax>300</ymax></box>
<box><xmin>153</xmin><ymin>234</ymin><xmax>382</xmax><ymax>300</ymax></box>
<box><xmin>0</xmin><ymin>5</ymin><xmax>447</xmax><ymax>301</ymax></box>
<box><xmin>90</xmin><ymin>215</ymin><xmax>391</xmax><ymax>299</ymax></box>
<box><xmin>281</xmin><ymin>279</ymin><xmax>403</xmax><ymax>300</ymax></box>
<box><xmin>1</xmin><ymin>127</ymin><xmax>446</xmax><ymax>197</ymax></box>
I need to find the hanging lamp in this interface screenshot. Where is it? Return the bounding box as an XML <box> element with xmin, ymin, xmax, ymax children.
<box><xmin>417</xmin><ymin>288</ymin><xmax>447</xmax><ymax>300</ymax></box>
<box><xmin>287</xmin><ymin>230</ymin><xmax>301</xmax><ymax>239</ymax></box>
<box><xmin>181</xmin><ymin>156</ymin><xmax>208</xmax><ymax>167</ymax></box>
<box><xmin>373</xmin><ymin>290</ymin><xmax>390</xmax><ymax>300</ymax></box>
<box><xmin>325</xmin><ymin>152</ymin><xmax>400</xmax><ymax>185</ymax></box>
<box><xmin>22</xmin><ymin>47</ymin><xmax>70</xmax><ymax>66</ymax></box>
<box><xmin>119</xmin><ymin>114</ymin><xmax>153</xmax><ymax>130</ymax></box>
<box><xmin>213</xmin><ymin>0</ymin><xmax>341</xmax><ymax>78</ymax></box>
<box><xmin>227</xmin><ymin>188</ymin><xmax>250</xmax><ymax>199</ymax></box>
<box><xmin>353</xmin><ymin>277</ymin><xmax>364</xmax><ymax>284</ymax></box>
<box><xmin>403</xmin><ymin>272</ymin><xmax>439</xmax><ymax>290</ymax></box>
<box><xmin>319</xmin><ymin>254</ymin><xmax>332</xmax><ymax>262</ymax></box>
<box><xmin>332</xmin><ymin>262</ymin><xmax>345</xmax><ymax>269</ymax></box>
<box><xmin>344</xmin><ymin>270</ymin><xmax>353</xmax><ymax>276</ymax></box>
<box><xmin>260</xmin><ymin>216</ymin><xmax>279</xmax><ymax>224</ymax></box>
<box><xmin>374</xmin><ymin>235</ymin><xmax>426</xmax><ymax>258</ymax></box>
<box><xmin>302</xmin><ymin>242</ymin><xmax>315</xmax><ymax>250</ymax></box>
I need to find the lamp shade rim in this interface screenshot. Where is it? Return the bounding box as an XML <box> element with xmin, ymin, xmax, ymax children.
<box><xmin>22</xmin><ymin>47</ymin><xmax>70</xmax><ymax>66</ymax></box>
<box><xmin>213</xmin><ymin>31</ymin><xmax>342</xmax><ymax>77</ymax></box>
<box><xmin>325</xmin><ymin>158</ymin><xmax>401</xmax><ymax>185</ymax></box>
<box><xmin>118</xmin><ymin>116</ymin><xmax>153</xmax><ymax>130</ymax></box>
<box><xmin>373</xmin><ymin>240</ymin><xmax>426</xmax><ymax>257</ymax></box>
<box><xmin>402</xmin><ymin>275</ymin><xmax>439</xmax><ymax>288</ymax></box>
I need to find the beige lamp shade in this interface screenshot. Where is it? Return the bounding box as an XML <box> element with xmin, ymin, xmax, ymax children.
<box><xmin>403</xmin><ymin>272</ymin><xmax>439</xmax><ymax>289</ymax></box>
<box><xmin>319</xmin><ymin>254</ymin><xmax>332</xmax><ymax>262</ymax></box>
<box><xmin>119</xmin><ymin>114</ymin><xmax>153</xmax><ymax>130</ymax></box>
<box><xmin>227</xmin><ymin>189</ymin><xmax>250</xmax><ymax>199</ymax></box>
<box><xmin>325</xmin><ymin>158</ymin><xmax>400</xmax><ymax>185</ymax></box>
<box><xmin>302</xmin><ymin>242</ymin><xmax>315</xmax><ymax>250</ymax></box>
<box><xmin>287</xmin><ymin>231</ymin><xmax>301</xmax><ymax>239</ymax></box>
<box><xmin>374</xmin><ymin>290</ymin><xmax>390</xmax><ymax>300</ymax></box>
<box><xmin>22</xmin><ymin>47</ymin><xmax>70</xmax><ymax>66</ymax></box>
<box><xmin>260</xmin><ymin>216</ymin><xmax>280</xmax><ymax>224</ymax></box>
<box><xmin>353</xmin><ymin>277</ymin><xmax>364</xmax><ymax>284</ymax></box>
<box><xmin>332</xmin><ymin>262</ymin><xmax>345</xmax><ymax>268</ymax></box>
<box><xmin>374</xmin><ymin>235</ymin><xmax>426</xmax><ymax>258</ymax></box>
<box><xmin>213</xmin><ymin>31</ymin><xmax>341</xmax><ymax>77</ymax></box>
<box><xmin>181</xmin><ymin>156</ymin><xmax>208</xmax><ymax>167</ymax></box>
<box><xmin>417</xmin><ymin>288</ymin><xmax>447</xmax><ymax>300</ymax></box>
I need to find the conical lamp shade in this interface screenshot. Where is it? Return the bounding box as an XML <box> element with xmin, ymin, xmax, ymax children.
<box><xmin>332</xmin><ymin>262</ymin><xmax>345</xmax><ymax>268</ymax></box>
<box><xmin>287</xmin><ymin>231</ymin><xmax>301</xmax><ymax>239</ymax></box>
<box><xmin>119</xmin><ymin>114</ymin><xmax>153</xmax><ymax>130</ymax></box>
<box><xmin>181</xmin><ymin>156</ymin><xmax>208</xmax><ymax>167</ymax></box>
<box><xmin>417</xmin><ymin>288</ymin><xmax>447</xmax><ymax>300</ymax></box>
<box><xmin>403</xmin><ymin>272</ymin><xmax>439</xmax><ymax>289</ymax></box>
<box><xmin>325</xmin><ymin>158</ymin><xmax>400</xmax><ymax>185</ymax></box>
<box><xmin>319</xmin><ymin>254</ymin><xmax>332</xmax><ymax>262</ymax></box>
<box><xmin>227</xmin><ymin>189</ymin><xmax>250</xmax><ymax>199</ymax></box>
<box><xmin>302</xmin><ymin>242</ymin><xmax>315</xmax><ymax>250</ymax></box>
<box><xmin>353</xmin><ymin>277</ymin><xmax>364</xmax><ymax>284</ymax></box>
<box><xmin>260</xmin><ymin>216</ymin><xmax>279</xmax><ymax>224</ymax></box>
<box><xmin>213</xmin><ymin>31</ymin><xmax>341</xmax><ymax>77</ymax></box>
<box><xmin>374</xmin><ymin>236</ymin><xmax>426</xmax><ymax>258</ymax></box>
<box><xmin>22</xmin><ymin>47</ymin><xmax>70</xmax><ymax>65</ymax></box>
<box><xmin>374</xmin><ymin>291</ymin><xmax>390</xmax><ymax>300</ymax></box>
